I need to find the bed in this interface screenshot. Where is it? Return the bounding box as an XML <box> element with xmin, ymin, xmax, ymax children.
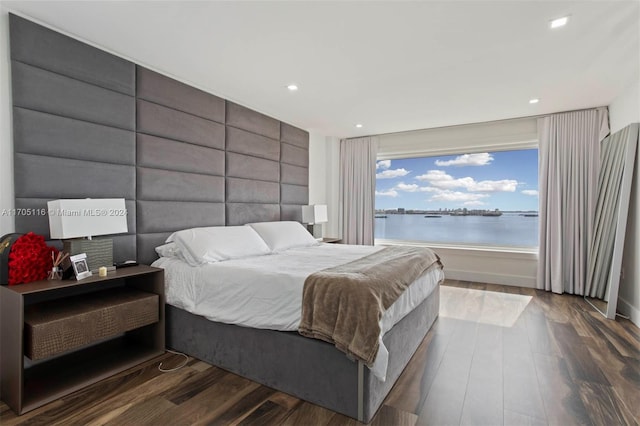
<box><xmin>152</xmin><ymin>222</ymin><xmax>443</xmax><ymax>423</ymax></box>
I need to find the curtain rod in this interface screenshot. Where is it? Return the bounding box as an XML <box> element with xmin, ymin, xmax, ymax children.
<box><xmin>344</xmin><ymin>105</ymin><xmax>609</xmax><ymax>141</ymax></box>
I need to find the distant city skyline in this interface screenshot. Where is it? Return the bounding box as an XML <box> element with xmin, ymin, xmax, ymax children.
<box><xmin>375</xmin><ymin>150</ymin><xmax>539</xmax><ymax>211</ymax></box>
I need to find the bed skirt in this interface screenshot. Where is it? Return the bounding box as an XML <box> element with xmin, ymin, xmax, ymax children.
<box><xmin>166</xmin><ymin>284</ymin><xmax>439</xmax><ymax>423</ymax></box>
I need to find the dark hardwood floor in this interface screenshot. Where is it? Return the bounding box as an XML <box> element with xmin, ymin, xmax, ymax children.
<box><xmin>2</xmin><ymin>280</ymin><xmax>639</xmax><ymax>425</ymax></box>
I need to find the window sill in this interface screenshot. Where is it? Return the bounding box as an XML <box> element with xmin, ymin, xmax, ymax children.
<box><xmin>375</xmin><ymin>239</ymin><xmax>538</xmax><ymax>257</ymax></box>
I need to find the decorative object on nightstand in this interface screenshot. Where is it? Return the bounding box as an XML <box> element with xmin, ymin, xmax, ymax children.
<box><xmin>302</xmin><ymin>204</ymin><xmax>328</xmax><ymax>239</ymax></box>
<box><xmin>47</xmin><ymin>251</ymin><xmax>68</xmax><ymax>280</ymax></box>
<box><xmin>70</xmin><ymin>253</ymin><xmax>92</xmax><ymax>280</ymax></box>
<box><xmin>47</xmin><ymin>198</ymin><xmax>128</xmax><ymax>272</ymax></box>
<box><xmin>0</xmin><ymin>232</ymin><xmax>58</xmax><ymax>285</ymax></box>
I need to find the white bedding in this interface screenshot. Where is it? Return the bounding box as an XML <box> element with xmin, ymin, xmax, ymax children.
<box><xmin>153</xmin><ymin>243</ymin><xmax>443</xmax><ymax>380</ymax></box>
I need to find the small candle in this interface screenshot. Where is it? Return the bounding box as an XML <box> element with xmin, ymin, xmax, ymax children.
<box><xmin>98</xmin><ymin>266</ymin><xmax>107</xmax><ymax>277</ymax></box>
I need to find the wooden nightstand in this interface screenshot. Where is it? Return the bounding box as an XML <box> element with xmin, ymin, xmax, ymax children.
<box><xmin>0</xmin><ymin>265</ymin><xmax>165</xmax><ymax>415</ymax></box>
<box><xmin>321</xmin><ymin>237</ymin><xmax>342</xmax><ymax>244</ymax></box>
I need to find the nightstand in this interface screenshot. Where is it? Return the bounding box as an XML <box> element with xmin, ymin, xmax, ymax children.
<box><xmin>0</xmin><ymin>265</ymin><xmax>165</xmax><ymax>415</ymax></box>
<box><xmin>321</xmin><ymin>237</ymin><xmax>342</xmax><ymax>244</ymax></box>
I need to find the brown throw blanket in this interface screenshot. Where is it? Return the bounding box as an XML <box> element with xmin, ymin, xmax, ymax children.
<box><xmin>298</xmin><ymin>246</ymin><xmax>442</xmax><ymax>367</ymax></box>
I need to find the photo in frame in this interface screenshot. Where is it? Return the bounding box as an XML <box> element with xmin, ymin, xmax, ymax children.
<box><xmin>70</xmin><ymin>253</ymin><xmax>92</xmax><ymax>280</ymax></box>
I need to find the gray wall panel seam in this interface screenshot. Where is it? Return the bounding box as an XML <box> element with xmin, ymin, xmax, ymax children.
<box><xmin>12</xmin><ymin>105</ymin><xmax>135</xmax><ymax>134</ymax></box>
<box><xmin>281</xmin><ymin>140</ymin><xmax>310</xmax><ymax>151</ymax></box>
<box><xmin>136</xmin><ymin>131</ymin><xmax>226</xmax><ymax>152</ymax></box>
<box><xmin>14</xmin><ymin>151</ymin><xmax>136</xmax><ymax>168</ymax></box>
<box><xmin>137</xmin><ymin>199</ymin><xmax>225</xmax><ymax>204</ymax></box>
<box><xmin>135</xmin><ymin>96</ymin><xmax>225</xmax><ymax>126</ymax></box>
<box><xmin>226</xmin><ymin>176</ymin><xmax>280</xmax><ymax>185</ymax></box>
<box><xmin>225</xmin><ymin>149</ymin><xmax>280</xmax><ymax>163</ymax></box>
<box><xmin>136</xmin><ymin>165</ymin><xmax>225</xmax><ymax>179</ymax></box>
<box><xmin>11</xmin><ymin>59</ymin><xmax>135</xmax><ymax>98</ymax></box>
<box><xmin>225</xmin><ymin>123</ymin><xmax>280</xmax><ymax>143</ymax></box>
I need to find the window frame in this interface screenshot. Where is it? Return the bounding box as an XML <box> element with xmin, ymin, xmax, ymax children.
<box><xmin>374</xmin><ymin>143</ymin><xmax>539</xmax><ymax>252</ymax></box>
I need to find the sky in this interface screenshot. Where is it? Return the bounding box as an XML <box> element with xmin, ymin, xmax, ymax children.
<box><xmin>375</xmin><ymin>149</ymin><xmax>539</xmax><ymax>211</ymax></box>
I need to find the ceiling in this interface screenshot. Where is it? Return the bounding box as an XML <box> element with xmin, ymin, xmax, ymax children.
<box><xmin>2</xmin><ymin>1</ymin><xmax>638</xmax><ymax>138</ymax></box>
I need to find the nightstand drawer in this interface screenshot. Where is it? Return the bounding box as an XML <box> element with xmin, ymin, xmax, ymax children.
<box><xmin>25</xmin><ymin>287</ymin><xmax>158</xmax><ymax>360</ymax></box>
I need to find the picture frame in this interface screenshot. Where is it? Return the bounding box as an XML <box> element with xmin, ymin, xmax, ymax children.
<box><xmin>70</xmin><ymin>253</ymin><xmax>92</xmax><ymax>280</ymax></box>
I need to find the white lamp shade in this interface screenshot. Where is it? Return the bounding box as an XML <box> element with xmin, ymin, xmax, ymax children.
<box><xmin>47</xmin><ymin>199</ymin><xmax>128</xmax><ymax>239</ymax></box>
<box><xmin>301</xmin><ymin>204</ymin><xmax>328</xmax><ymax>224</ymax></box>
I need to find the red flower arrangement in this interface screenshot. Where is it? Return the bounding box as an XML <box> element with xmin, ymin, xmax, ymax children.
<box><xmin>7</xmin><ymin>232</ymin><xmax>59</xmax><ymax>285</ymax></box>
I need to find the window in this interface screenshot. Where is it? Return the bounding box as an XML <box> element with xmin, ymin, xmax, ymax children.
<box><xmin>375</xmin><ymin>149</ymin><xmax>539</xmax><ymax>247</ymax></box>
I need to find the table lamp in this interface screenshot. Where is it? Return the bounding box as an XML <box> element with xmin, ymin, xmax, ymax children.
<box><xmin>47</xmin><ymin>198</ymin><xmax>128</xmax><ymax>272</ymax></box>
<box><xmin>301</xmin><ymin>204</ymin><xmax>328</xmax><ymax>239</ymax></box>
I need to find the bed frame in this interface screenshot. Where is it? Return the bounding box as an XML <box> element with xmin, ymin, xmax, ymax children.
<box><xmin>166</xmin><ymin>285</ymin><xmax>439</xmax><ymax>423</ymax></box>
<box><xmin>9</xmin><ymin>14</ymin><xmax>440</xmax><ymax>423</ymax></box>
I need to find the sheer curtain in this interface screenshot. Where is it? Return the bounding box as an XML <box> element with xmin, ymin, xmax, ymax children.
<box><xmin>537</xmin><ymin>107</ymin><xmax>609</xmax><ymax>294</ymax></box>
<box><xmin>339</xmin><ymin>136</ymin><xmax>378</xmax><ymax>245</ymax></box>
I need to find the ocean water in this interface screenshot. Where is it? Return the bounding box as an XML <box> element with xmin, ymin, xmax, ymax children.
<box><xmin>375</xmin><ymin>213</ymin><xmax>539</xmax><ymax>247</ymax></box>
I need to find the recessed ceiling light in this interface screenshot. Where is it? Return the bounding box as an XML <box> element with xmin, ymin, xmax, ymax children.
<box><xmin>550</xmin><ymin>16</ymin><xmax>569</xmax><ymax>29</ymax></box>
<box><xmin>355</xmin><ymin>124</ymin><xmax>363</xmax><ymax>128</ymax></box>
<box><xmin>287</xmin><ymin>84</ymin><xmax>298</xmax><ymax>91</ymax></box>
<box><xmin>529</xmin><ymin>98</ymin><xmax>540</xmax><ymax>104</ymax></box>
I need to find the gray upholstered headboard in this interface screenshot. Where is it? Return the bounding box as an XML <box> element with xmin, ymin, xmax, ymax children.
<box><xmin>9</xmin><ymin>14</ymin><xmax>309</xmax><ymax>266</ymax></box>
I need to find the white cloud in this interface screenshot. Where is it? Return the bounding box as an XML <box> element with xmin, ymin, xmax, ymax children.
<box><xmin>415</xmin><ymin>170</ymin><xmax>453</xmax><ymax>182</ymax></box>
<box><xmin>469</xmin><ymin>179</ymin><xmax>518</xmax><ymax>192</ymax></box>
<box><xmin>396</xmin><ymin>182</ymin><xmax>420</xmax><ymax>192</ymax></box>
<box><xmin>376</xmin><ymin>160</ymin><xmax>391</xmax><ymax>170</ymax></box>
<box><xmin>522</xmin><ymin>190</ymin><xmax>539</xmax><ymax>196</ymax></box>
<box><xmin>463</xmin><ymin>200</ymin><xmax>487</xmax><ymax>206</ymax></box>
<box><xmin>395</xmin><ymin>182</ymin><xmax>435</xmax><ymax>192</ymax></box>
<box><xmin>415</xmin><ymin>170</ymin><xmax>517</xmax><ymax>192</ymax></box>
<box><xmin>375</xmin><ymin>189</ymin><xmax>398</xmax><ymax>197</ymax></box>
<box><xmin>429</xmin><ymin>190</ymin><xmax>490</xmax><ymax>203</ymax></box>
<box><xmin>435</xmin><ymin>153</ymin><xmax>494</xmax><ymax>167</ymax></box>
<box><xmin>376</xmin><ymin>168</ymin><xmax>410</xmax><ymax>179</ymax></box>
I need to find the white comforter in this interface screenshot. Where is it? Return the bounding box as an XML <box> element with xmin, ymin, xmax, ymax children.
<box><xmin>153</xmin><ymin>243</ymin><xmax>443</xmax><ymax>380</ymax></box>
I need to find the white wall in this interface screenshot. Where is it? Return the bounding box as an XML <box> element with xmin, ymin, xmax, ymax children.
<box><xmin>0</xmin><ymin>9</ymin><xmax>14</xmax><ymax>236</ymax></box>
<box><xmin>610</xmin><ymin>79</ymin><xmax>640</xmax><ymax>326</ymax></box>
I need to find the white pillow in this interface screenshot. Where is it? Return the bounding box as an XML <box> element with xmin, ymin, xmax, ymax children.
<box><xmin>155</xmin><ymin>242</ymin><xmax>181</xmax><ymax>258</ymax></box>
<box><xmin>166</xmin><ymin>226</ymin><xmax>271</xmax><ymax>265</ymax></box>
<box><xmin>246</xmin><ymin>221</ymin><xmax>319</xmax><ymax>252</ymax></box>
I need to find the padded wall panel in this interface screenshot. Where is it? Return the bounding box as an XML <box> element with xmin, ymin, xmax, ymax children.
<box><xmin>137</xmin><ymin>201</ymin><xmax>225</xmax><ymax>234</ymax></box>
<box><xmin>281</xmin><ymin>163</ymin><xmax>308</xmax><ymax>186</ymax></box>
<box><xmin>280</xmin><ymin>204</ymin><xmax>303</xmax><ymax>222</ymax></box>
<box><xmin>13</xmin><ymin>107</ymin><xmax>135</xmax><ymax>165</ymax></box>
<box><xmin>226</xmin><ymin>178</ymin><xmax>279</xmax><ymax>204</ymax></box>
<box><xmin>281</xmin><ymin>122</ymin><xmax>310</xmax><ymax>149</ymax></box>
<box><xmin>226</xmin><ymin>152</ymin><xmax>279</xmax><ymax>182</ymax></box>
<box><xmin>137</xmin><ymin>99</ymin><xmax>225</xmax><ymax>149</ymax></box>
<box><xmin>137</xmin><ymin>67</ymin><xmax>225</xmax><ymax>123</ymax></box>
<box><xmin>281</xmin><ymin>184</ymin><xmax>309</xmax><ymax>205</ymax></box>
<box><xmin>9</xmin><ymin>14</ymin><xmax>135</xmax><ymax>96</ymax></box>
<box><xmin>14</xmin><ymin>198</ymin><xmax>136</xmax><ymax>239</ymax></box>
<box><xmin>138</xmin><ymin>168</ymin><xmax>225</xmax><ymax>202</ymax></box>
<box><xmin>226</xmin><ymin>126</ymin><xmax>280</xmax><ymax>161</ymax></box>
<box><xmin>138</xmin><ymin>233</ymin><xmax>173</xmax><ymax>265</ymax></box>
<box><xmin>12</xmin><ymin>62</ymin><xmax>135</xmax><ymax>130</ymax></box>
<box><xmin>137</xmin><ymin>134</ymin><xmax>224</xmax><ymax>176</ymax></box>
<box><xmin>226</xmin><ymin>203</ymin><xmax>280</xmax><ymax>226</ymax></box>
<box><xmin>281</xmin><ymin>142</ymin><xmax>309</xmax><ymax>167</ymax></box>
<box><xmin>15</xmin><ymin>154</ymin><xmax>135</xmax><ymax>199</ymax></box>
<box><xmin>226</xmin><ymin>101</ymin><xmax>280</xmax><ymax>140</ymax></box>
<box><xmin>10</xmin><ymin>15</ymin><xmax>138</xmax><ymax>262</ymax></box>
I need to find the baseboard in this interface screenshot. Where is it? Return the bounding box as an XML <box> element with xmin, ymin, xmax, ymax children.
<box><xmin>445</xmin><ymin>269</ymin><xmax>537</xmax><ymax>288</ymax></box>
<box><xmin>616</xmin><ymin>297</ymin><xmax>640</xmax><ymax>327</ymax></box>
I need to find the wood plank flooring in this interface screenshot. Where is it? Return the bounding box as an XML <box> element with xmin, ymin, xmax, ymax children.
<box><xmin>2</xmin><ymin>280</ymin><xmax>639</xmax><ymax>425</ymax></box>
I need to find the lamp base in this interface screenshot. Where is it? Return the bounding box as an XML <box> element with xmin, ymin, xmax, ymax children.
<box><xmin>306</xmin><ymin>224</ymin><xmax>323</xmax><ymax>239</ymax></box>
<box><xmin>63</xmin><ymin>238</ymin><xmax>113</xmax><ymax>272</ymax></box>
